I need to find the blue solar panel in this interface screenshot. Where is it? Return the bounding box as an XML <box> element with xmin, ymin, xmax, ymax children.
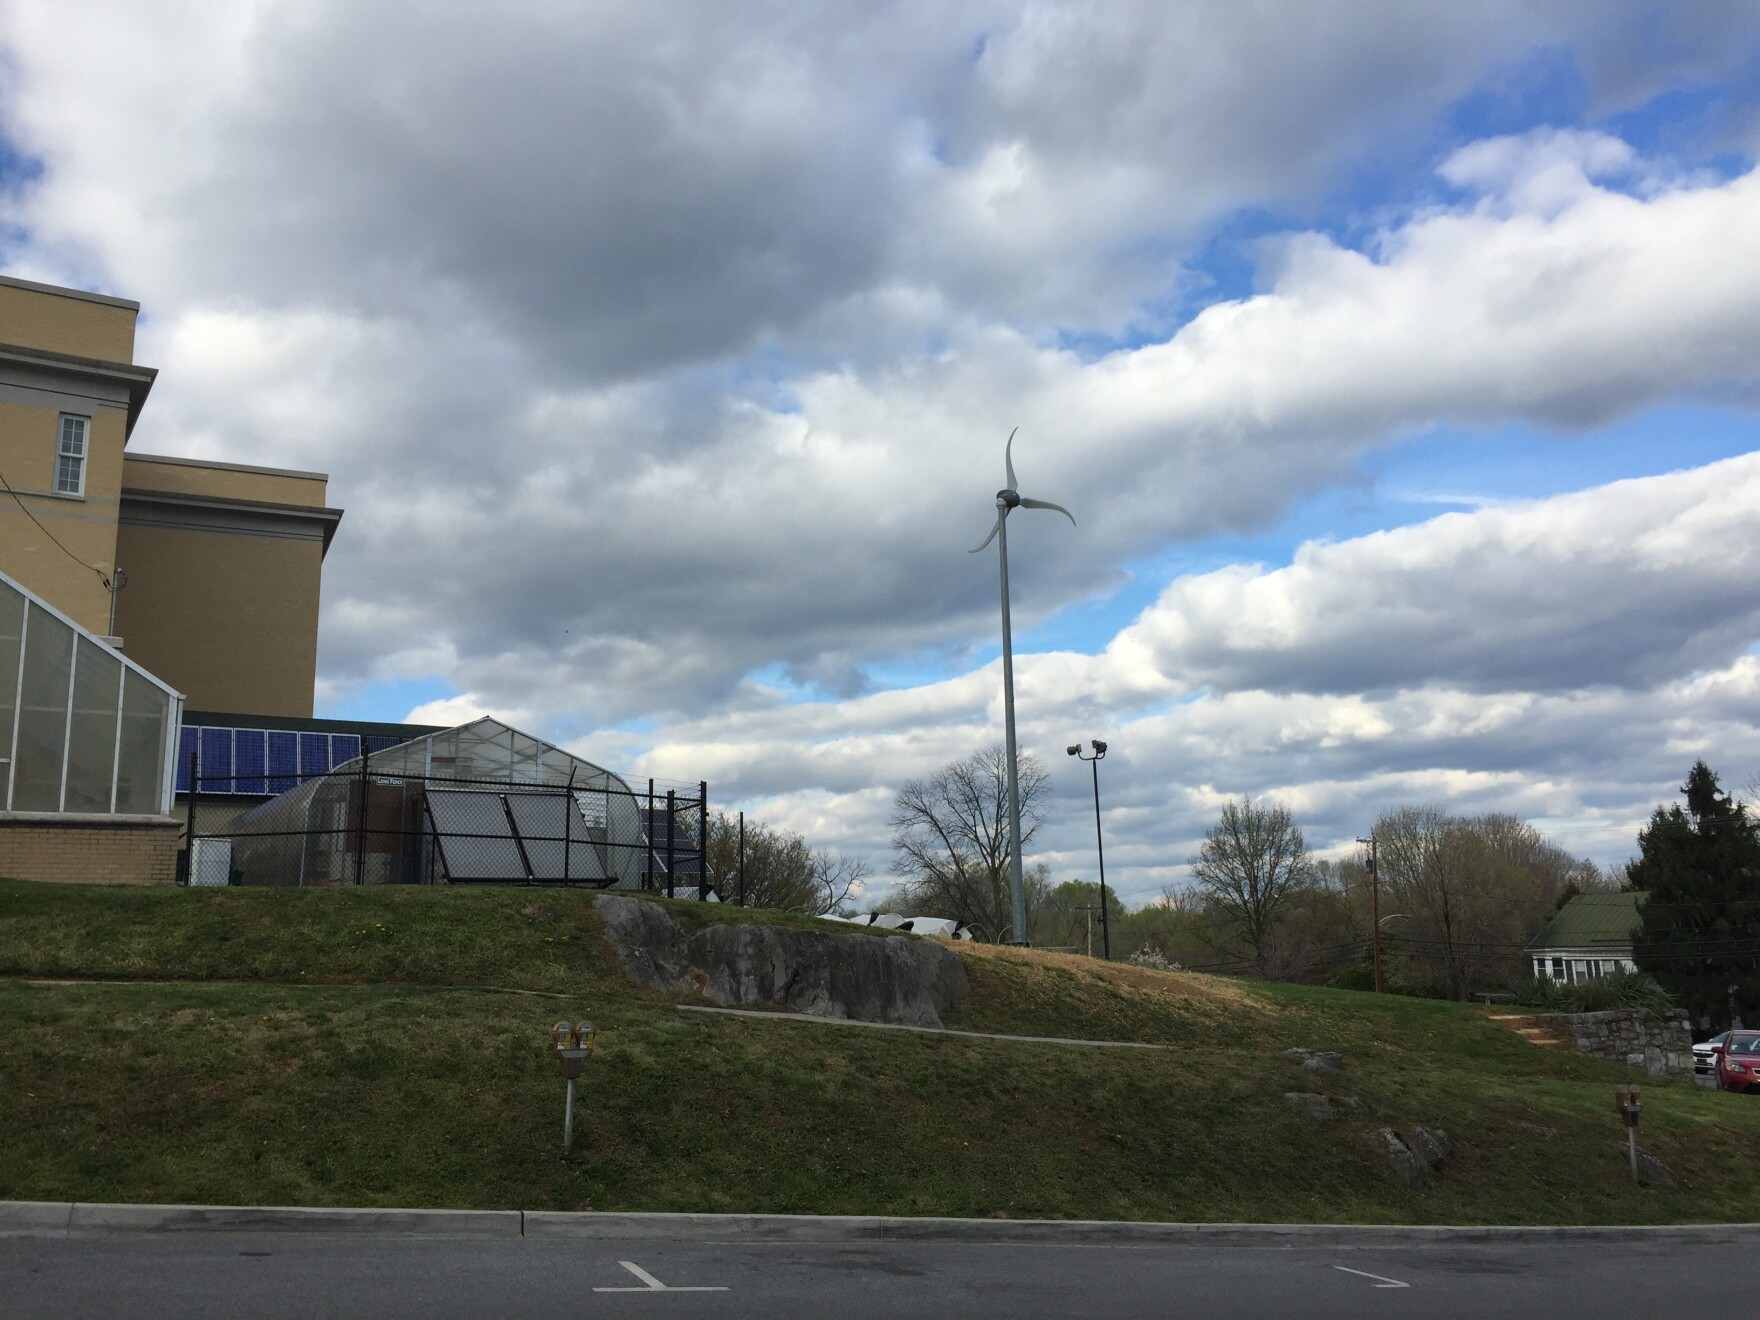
<box><xmin>176</xmin><ymin>724</ymin><xmax>420</xmax><ymax>798</ymax></box>
<box><xmin>175</xmin><ymin>726</ymin><xmax>197</xmax><ymax>794</ymax></box>
<box><xmin>267</xmin><ymin>731</ymin><xmax>299</xmax><ymax>794</ymax></box>
<box><xmin>200</xmin><ymin>728</ymin><xmax>233</xmax><ymax>791</ymax></box>
<box><xmin>298</xmin><ymin>733</ymin><xmax>330</xmax><ymax>776</ymax></box>
<box><xmin>234</xmin><ymin>730</ymin><xmax>266</xmax><ymax>795</ymax></box>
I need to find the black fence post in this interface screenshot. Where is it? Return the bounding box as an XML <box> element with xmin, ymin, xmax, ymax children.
<box><xmin>698</xmin><ymin>780</ymin><xmax>708</xmax><ymax>902</ymax></box>
<box><xmin>665</xmin><ymin>788</ymin><xmax>676</xmax><ymax>900</ymax></box>
<box><xmin>182</xmin><ymin>746</ymin><xmax>199</xmax><ymax>885</ymax></box>
<box><xmin>563</xmin><ymin>765</ymin><xmax>576</xmax><ymax>884</ymax></box>
<box><xmin>738</xmin><ymin>809</ymin><xmax>746</xmax><ymax>908</ymax></box>
<box><xmin>646</xmin><ymin>778</ymin><xmax>656</xmax><ymax>891</ymax></box>
<box><xmin>354</xmin><ymin>754</ymin><xmax>369</xmax><ymax>885</ymax></box>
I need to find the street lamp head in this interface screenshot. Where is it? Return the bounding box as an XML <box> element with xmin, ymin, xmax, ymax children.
<box><xmin>1092</xmin><ymin>739</ymin><xmax>1107</xmax><ymax>756</ymax></box>
<box><xmin>1067</xmin><ymin>745</ymin><xmax>1080</xmax><ymax>756</ymax></box>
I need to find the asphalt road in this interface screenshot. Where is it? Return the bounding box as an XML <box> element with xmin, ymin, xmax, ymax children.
<box><xmin>2</xmin><ymin>1231</ymin><xmax>1756</xmax><ymax>1320</ymax></box>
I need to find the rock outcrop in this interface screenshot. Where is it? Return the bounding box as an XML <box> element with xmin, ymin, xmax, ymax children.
<box><xmin>1364</xmin><ymin>1125</ymin><xmax>1453</xmax><ymax>1189</ymax></box>
<box><xmin>594</xmin><ymin>894</ymin><xmax>969</xmax><ymax>1028</ymax></box>
<box><xmin>1282</xmin><ymin>1047</ymin><xmax>1343</xmax><ymax>1075</ymax></box>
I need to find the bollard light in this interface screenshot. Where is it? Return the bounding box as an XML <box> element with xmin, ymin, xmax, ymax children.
<box><xmin>1614</xmin><ymin>1085</ymin><xmax>1642</xmax><ymax>1183</ymax></box>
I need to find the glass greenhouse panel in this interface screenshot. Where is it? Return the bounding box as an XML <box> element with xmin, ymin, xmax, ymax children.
<box><xmin>0</xmin><ymin>580</ymin><xmax>23</xmax><ymax>806</ymax></box>
<box><xmin>0</xmin><ymin>569</ymin><xmax>183</xmax><ymax>815</ymax></box>
<box><xmin>13</xmin><ymin>605</ymin><xmax>73</xmax><ymax>811</ymax></box>
<box><xmin>64</xmin><ymin>636</ymin><xmax>122</xmax><ymax>812</ymax></box>
<box><xmin>115</xmin><ymin>668</ymin><xmax>172</xmax><ymax>814</ymax></box>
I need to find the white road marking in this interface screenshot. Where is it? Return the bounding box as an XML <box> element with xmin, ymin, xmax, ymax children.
<box><xmin>592</xmin><ymin>1259</ymin><xmax>731</xmax><ymax>1293</ymax></box>
<box><xmin>1333</xmin><ymin>1265</ymin><xmax>1410</xmax><ymax>1289</ymax></box>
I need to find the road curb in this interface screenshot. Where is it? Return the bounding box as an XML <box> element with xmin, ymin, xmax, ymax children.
<box><xmin>4</xmin><ymin>1202</ymin><xmax>1759</xmax><ymax>1245</ymax></box>
<box><xmin>0</xmin><ymin>1202</ymin><xmax>520</xmax><ymax>1236</ymax></box>
<box><xmin>521</xmin><ymin>1212</ymin><xmax>1760</xmax><ymax>1246</ymax></box>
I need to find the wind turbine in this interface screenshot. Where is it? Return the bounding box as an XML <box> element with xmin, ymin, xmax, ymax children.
<box><xmin>971</xmin><ymin>429</ymin><xmax>1075</xmax><ymax>945</ymax></box>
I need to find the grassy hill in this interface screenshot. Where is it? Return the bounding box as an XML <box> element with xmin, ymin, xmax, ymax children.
<box><xmin>3</xmin><ymin>878</ymin><xmax>1758</xmax><ymax>1224</ymax></box>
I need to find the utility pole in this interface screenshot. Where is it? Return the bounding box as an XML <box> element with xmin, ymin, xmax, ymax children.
<box><xmin>1357</xmin><ymin>833</ymin><xmax>1380</xmax><ymax>993</ymax></box>
<box><xmin>1077</xmin><ymin>903</ymin><xmax>1102</xmax><ymax>958</ymax></box>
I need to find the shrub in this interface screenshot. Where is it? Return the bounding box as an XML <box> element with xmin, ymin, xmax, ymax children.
<box><xmin>1126</xmin><ymin>944</ymin><xmax>1182</xmax><ymax>971</ymax></box>
<box><xmin>1510</xmin><ymin>968</ymin><xmax>1675</xmax><ymax>1015</ymax></box>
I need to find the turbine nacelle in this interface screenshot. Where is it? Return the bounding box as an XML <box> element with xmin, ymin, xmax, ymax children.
<box><xmin>972</xmin><ymin>429</ymin><xmax>1075</xmax><ymax>554</ymax></box>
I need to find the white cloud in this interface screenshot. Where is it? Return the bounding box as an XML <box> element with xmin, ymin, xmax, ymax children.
<box><xmin>632</xmin><ymin>462</ymin><xmax>1760</xmax><ymax>902</ymax></box>
<box><xmin>1122</xmin><ymin>452</ymin><xmax>1760</xmax><ymax>695</ymax></box>
<box><xmin>2</xmin><ymin>3</ymin><xmax>1759</xmax><ymax>904</ymax></box>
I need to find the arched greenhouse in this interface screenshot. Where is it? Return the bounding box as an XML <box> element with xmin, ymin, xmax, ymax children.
<box><xmin>217</xmin><ymin>717</ymin><xmax>701</xmax><ymax>889</ymax></box>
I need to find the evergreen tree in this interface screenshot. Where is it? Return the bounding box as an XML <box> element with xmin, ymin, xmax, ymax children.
<box><xmin>1629</xmin><ymin>761</ymin><xmax>1760</xmax><ymax>1026</ymax></box>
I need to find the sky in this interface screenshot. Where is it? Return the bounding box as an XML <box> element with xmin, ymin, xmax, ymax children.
<box><xmin>4</xmin><ymin>1</ymin><xmax>1759</xmax><ymax>906</ymax></box>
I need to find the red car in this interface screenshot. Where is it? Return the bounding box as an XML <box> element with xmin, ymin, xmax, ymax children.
<box><xmin>1714</xmin><ymin>1031</ymin><xmax>1760</xmax><ymax>1094</ymax></box>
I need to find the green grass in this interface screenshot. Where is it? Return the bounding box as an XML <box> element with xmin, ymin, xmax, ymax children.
<box><xmin>4</xmin><ymin>879</ymin><xmax>1760</xmax><ymax>1223</ymax></box>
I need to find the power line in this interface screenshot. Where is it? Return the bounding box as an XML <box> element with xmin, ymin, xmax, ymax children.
<box><xmin>0</xmin><ymin>467</ymin><xmax>111</xmax><ymax>586</ymax></box>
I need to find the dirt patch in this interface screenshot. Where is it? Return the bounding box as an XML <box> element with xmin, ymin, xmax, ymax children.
<box><xmin>940</xmin><ymin>941</ymin><xmax>1258</xmax><ymax>1009</ymax></box>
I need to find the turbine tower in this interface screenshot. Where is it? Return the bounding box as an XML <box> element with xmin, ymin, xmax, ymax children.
<box><xmin>971</xmin><ymin>429</ymin><xmax>1075</xmax><ymax>944</ymax></box>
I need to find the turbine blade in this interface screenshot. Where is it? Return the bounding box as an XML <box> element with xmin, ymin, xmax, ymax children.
<box><xmin>1019</xmin><ymin>496</ymin><xmax>1076</xmax><ymax>527</ymax></box>
<box><xmin>1004</xmin><ymin>427</ymin><xmax>1018</xmax><ymax>492</ymax></box>
<box><xmin>970</xmin><ymin>512</ymin><xmax>1004</xmax><ymax>553</ymax></box>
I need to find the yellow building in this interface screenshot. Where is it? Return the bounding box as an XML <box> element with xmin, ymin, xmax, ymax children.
<box><xmin>0</xmin><ymin>274</ymin><xmax>341</xmax><ymax>718</ymax></box>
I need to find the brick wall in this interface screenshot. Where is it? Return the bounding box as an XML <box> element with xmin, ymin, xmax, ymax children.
<box><xmin>0</xmin><ymin>813</ymin><xmax>183</xmax><ymax>885</ymax></box>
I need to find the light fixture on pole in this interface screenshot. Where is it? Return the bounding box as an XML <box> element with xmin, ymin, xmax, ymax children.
<box><xmin>1067</xmin><ymin>739</ymin><xmax>1111</xmax><ymax>960</ymax></box>
<box><xmin>971</xmin><ymin>430</ymin><xmax>1075</xmax><ymax>945</ymax></box>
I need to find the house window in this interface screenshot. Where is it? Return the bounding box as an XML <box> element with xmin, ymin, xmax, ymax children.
<box><xmin>55</xmin><ymin>415</ymin><xmax>88</xmax><ymax>496</ymax></box>
<box><xmin>1550</xmin><ymin>957</ymin><xmax>1565</xmax><ymax>981</ymax></box>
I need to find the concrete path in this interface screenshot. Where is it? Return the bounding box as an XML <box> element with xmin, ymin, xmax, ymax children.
<box><xmin>674</xmin><ymin>1003</ymin><xmax>1175</xmax><ymax>1048</ymax></box>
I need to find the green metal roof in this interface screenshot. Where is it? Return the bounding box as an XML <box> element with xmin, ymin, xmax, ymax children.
<box><xmin>1526</xmin><ymin>891</ymin><xmax>1644</xmax><ymax>951</ymax></box>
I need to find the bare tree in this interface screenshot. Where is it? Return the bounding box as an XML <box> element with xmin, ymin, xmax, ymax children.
<box><xmin>810</xmin><ymin>848</ymin><xmax>869</xmax><ymax>916</ymax></box>
<box><xmin>702</xmin><ymin>811</ymin><xmax>864</xmax><ymax>915</ymax></box>
<box><xmin>1373</xmin><ymin>807</ymin><xmax>1588</xmax><ymax>998</ymax></box>
<box><xmin>889</xmin><ymin>744</ymin><xmax>1050</xmax><ymax>940</ymax></box>
<box><xmin>1188</xmin><ymin>797</ymin><xmax>1311</xmax><ymax>974</ymax></box>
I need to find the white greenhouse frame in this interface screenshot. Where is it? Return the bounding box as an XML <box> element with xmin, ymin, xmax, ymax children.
<box><xmin>0</xmin><ymin>567</ymin><xmax>183</xmax><ymax>815</ymax></box>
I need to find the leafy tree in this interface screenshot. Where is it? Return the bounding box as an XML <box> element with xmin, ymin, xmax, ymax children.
<box><xmin>702</xmin><ymin>810</ymin><xmax>868</xmax><ymax>915</ymax></box>
<box><xmin>1630</xmin><ymin>761</ymin><xmax>1760</xmax><ymax>1027</ymax></box>
<box><xmin>1032</xmin><ymin>878</ymin><xmax>1126</xmax><ymax>956</ymax></box>
<box><xmin>1187</xmin><ymin>797</ymin><xmax>1311</xmax><ymax>974</ymax></box>
<box><xmin>889</xmin><ymin>745</ymin><xmax>1050</xmax><ymax>940</ymax></box>
<box><xmin>1372</xmin><ymin>807</ymin><xmax>1586</xmax><ymax>999</ymax></box>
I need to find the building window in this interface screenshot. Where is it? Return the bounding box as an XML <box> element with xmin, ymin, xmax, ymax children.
<box><xmin>1550</xmin><ymin>957</ymin><xmax>1565</xmax><ymax>981</ymax></box>
<box><xmin>55</xmin><ymin>415</ymin><xmax>87</xmax><ymax>496</ymax></box>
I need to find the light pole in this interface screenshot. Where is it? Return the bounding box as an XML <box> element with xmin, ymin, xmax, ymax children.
<box><xmin>1356</xmin><ymin>834</ymin><xmax>1380</xmax><ymax>993</ymax></box>
<box><xmin>1067</xmin><ymin>740</ymin><xmax>1111</xmax><ymax>960</ymax></box>
<box><xmin>972</xmin><ymin>431</ymin><xmax>1075</xmax><ymax>945</ymax></box>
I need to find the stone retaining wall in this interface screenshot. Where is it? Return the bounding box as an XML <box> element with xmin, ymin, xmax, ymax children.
<box><xmin>1528</xmin><ymin>1008</ymin><xmax>1692</xmax><ymax>1076</ymax></box>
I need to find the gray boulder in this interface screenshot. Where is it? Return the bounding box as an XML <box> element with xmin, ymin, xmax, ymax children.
<box><xmin>1283</xmin><ymin>1047</ymin><xmax>1344</xmax><ymax>1074</ymax></box>
<box><xmin>1365</xmin><ymin>1126</ymin><xmax>1452</xmax><ymax>1190</ymax></box>
<box><xmin>1365</xmin><ymin>1128</ymin><xmax>1429</xmax><ymax>1189</ymax></box>
<box><xmin>1285</xmin><ymin>1092</ymin><xmax>1337</xmax><ymax>1121</ymax></box>
<box><xmin>593</xmin><ymin>891</ymin><xmax>695</xmax><ymax>993</ymax></box>
<box><xmin>594</xmin><ymin>895</ymin><xmax>969</xmax><ymax>1028</ymax></box>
